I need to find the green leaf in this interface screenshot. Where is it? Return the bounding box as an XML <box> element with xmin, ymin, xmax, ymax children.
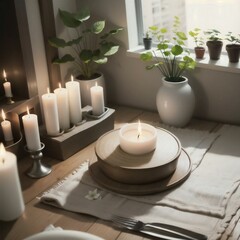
<box><xmin>92</xmin><ymin>21</ymin><xmax>105</xmax><ymax>34</ymax></box>
<box><xmin>157</xmin><ymin>43</ymin><xmax>168</xmax><ymax>50</ymax></box>
<box><xmin>53</xmin><ymin>54</ymin><xmax>74</xmax><ymax>64</ymax></box>
<box><xmin>79</xmin><ymin>50</ymin><xmax>93</xmax><ymax>63</ymax></box>
<box><xmin>171</xmin><ymin>45</ymin><xmax>183</xmax><ymax>56</ymax></box>
<box><xmin>48</xmin><ymin>37</ymin><xmax>68</xmax><ymax>48</ymax></box>
<box><xmin>140</xmin><ymin>52</ymin><xmax>153</xmax><ymax>61</ymax></box>
<box><xmin>74</xmin><ymin>7</ymin><xmax>90</xmax><ymax>22</ymax></box>
<box><xmin>94</xmin><ymin>56</ymin><xmax>108</xmax><ymax>64</ymax></box>
<box><xmin>176</xmin><ymin>32</ymin><xmax>187</xmax><ymax>40</ymax></box>
<box><xmin>101</xmin><ymin>42</ymin><xmax>119</xmax><ymax>56</ymax></box>
<box><xmin>59</xmin><ymin>9</ymin><xmax>81</xmax><ymax>28</ymax></box>
<box><xmin>67</xmin><ymin>36</ymin><xmax>83</xmax><ymax>46</ymax></box>
<box><xmin>100</xmin><ymin>27</ymin><xmax>123</xmax><ymax>39</ymax></box>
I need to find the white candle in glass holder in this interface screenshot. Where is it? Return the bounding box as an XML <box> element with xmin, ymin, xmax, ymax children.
<box><xmin>41</xmin><ymin>88</ymin><xmax>60</xmax><ymax>136</ymax></box>
<box><xmin>3</xmin><ymin>70</ymin><xmax>13</xmax><ymax>97</ymax></box>
<box><xmin>90</xmin><ymin>83</ymin><xmax>105</xmax><ymax>116</ymax></box>
<box><xmin>119</xmin><ymin>121</ymin><xmax>157</xmax><ymax>155</ymax></box>
<box><xmin>54</xmin><ymin>83</ymin><xmax>70</xmax><ymax>130</ymax></box>
<box><xmin>1</xmin><ymin>109</ymin><xmax>13</xmax><ymax>142</ymax></box>
<box><xmin>22</xmin><ymin>107</ymin><xmax>41</xmax><ymax>151</ymax></box>
<box><xmin>0</xmin><ymin>144</ymin><xmax>25</xmax><ymax>221</ymax></box>
<box><xmin>65</xmin><ymin>76</ymin><xmax>82</xmax><ymax>124</ymax></box>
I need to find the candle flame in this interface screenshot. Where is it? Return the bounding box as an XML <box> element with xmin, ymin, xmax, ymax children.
<box><xmin>71</xmin><ymin>75</ymin><xmax>74</xmax><ymax>81</ymax></box>
<box><xmin>47</xmin><ymin>87</ymin><xmax>50</xmax><ymax>94</ymax></box>
<box><xmin>137</xmin><ymin>120</ymin><xmax>142</xmax><ymax>139</ymax></box>
<box><xmin>58</xmin><ymin>83</ymin><xmax>62</xmax><ymax>88</ymax></box>
<box><xmin>95</xmin><ymin>82</ymin><xmax>98</xmax><ymax>87</ymax></box>
<box><xmin>0</xmin><ymin>143</ymin><xmax>6</xmax><ymax>163</ymax></box>
<box><xmin>1</xmin><ymin>109</ymin><xmax>6</xmax><ymax>121</ymax></box>
<box><xmin>3</xmin><ymin>69</ymin><xmax>7</xmax><ymax>81</ymax></box>
<box><xmin>27</xmin><ymin>106</ymin><xmax>30</xmax><ymax>115</ymax></box>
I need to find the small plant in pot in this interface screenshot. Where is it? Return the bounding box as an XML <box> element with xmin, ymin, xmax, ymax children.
<box><xmin>189</xmin><ymin>28</ymin><xmax>205</xmax><ymax>59</ymax></box>
<box><xmin>140</xmin><ymin>17</ymin><xmax>196</xmax><ymax>127</ymax></box>
<box><xmin>48</xmin><ymin>7</ymin><xmax>123</xmax><ymax>106</ymax></box>
<box><xmin>225</xmin><ymin>32</ymin><xmax>240</xmax><ymax>63</ymax></box>
<box><xmin>143</xmin><ymin>30</ymin><xmax>152</xmax><ymax>50</ymax></box>
<box><xmin>204</xmin><ymin>29</ymin><xmax>223</xmax><ymax>60</ymax></box>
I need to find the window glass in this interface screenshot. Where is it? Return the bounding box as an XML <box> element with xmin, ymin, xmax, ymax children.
<box><xmin>140</xmin><ymin>0</ymin><xmax>240</xmax><ymax>48</ymax></box>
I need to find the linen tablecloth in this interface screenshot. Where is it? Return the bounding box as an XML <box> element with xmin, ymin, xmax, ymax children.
<box><xmin>40</xmin><ymin>125</ymin><xmax>240</xmax><ymax>240</ymax></box>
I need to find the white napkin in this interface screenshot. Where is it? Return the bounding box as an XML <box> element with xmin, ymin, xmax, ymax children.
<box><xmin>40</xmin><ymin>125</ymin><xmax>240</xmax><ymax>240</ymax></box>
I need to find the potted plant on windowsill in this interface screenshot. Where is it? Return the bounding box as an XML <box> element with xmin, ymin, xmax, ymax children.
<box><xmin>189</xmin><ymin>28</ymin><xmax>205</xmax><ymax>59</ymax></box>
<box><xmin>140</xmin><ymin>16</ymin><xmax>196</xmax><ymax>127</ymax></box>
<box><xmin>204</xmin><ymin>29</ymin><xmax>223</xmax><ymax>60</ymax></box>
<box><xmin>48</xmin><ymin>8</ymin><xmax>123</xmax><ymax>107</ymax></box>
<box><xmin>225</xmin><ymin>32</ymin><xmax>240</xmax><ymax>63</ymax></box>
<box><xmin>143</xmin><ymin>30</ymin><xmax>152</xmax><ymax>50</ymax></box>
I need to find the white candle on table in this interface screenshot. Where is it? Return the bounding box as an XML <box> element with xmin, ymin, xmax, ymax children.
<box><xmin>90</xmin><ymin>83</ymin><xmax>105</xmax><ymax>116</ymax></box>
<box><xmin>22</xmin><ymin>107</ymin><xmax>41</xmax><ymax>151</ymax></box>
<box><xmin>3</xmin><ymin>70</ymin><xmax>13</xmax><ymax>97</ymax></box>
<box><xmin>119</xmin><ymin>121</ymin><xmax>157</xmax><ymax>155</ymax></box>
<box><xmin>66</xmin><ymin>76</ymin><xmax>82</xmax><ymax>124</ymax></box>
<box><xmin>0</xmin><ymin>144</ymin><xmax>25</xmax><ymax>221</ymax></box>
<box><xmin>54</xmin><ymin>83</ymin><xmax>70</xmax><ymax>130</ymax></box>
<box><xmin>1</xmin><ymin>109</ymin><xmax>13</xmax><ymax>142</ymax></box>
<box><xmin>42</xmin><ymin>88</ymin><xmax>60</xmax><ymax>136</ymax></box>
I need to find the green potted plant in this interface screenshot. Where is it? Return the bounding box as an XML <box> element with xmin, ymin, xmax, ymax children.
<box><xmin>189</xmin><ymin>28</ymin><xmax>205</xmax><ymax>59</ymax></box>
<box><xmin>48</xmin><ymin>8</ymin><xmax>123</xmax><ymax>106</ymax></box>
<box><xmin>140</xmin><ymin>16</ymin><xmax>196</xmax><ymax>127</ymax></box>
<box><xmin>225</xmin><ymin>32</ymin><xmax>240</xmax><ymax>63</ymax></box>
<box><xmin>204</xmin><ymin>29</ymin><xmax>223</xmax><ymax>60</ymax></box>
<box><xmin>143</xmin><ymin>30</ymin><xmax>152</xmax><ymax>50</ymax></box>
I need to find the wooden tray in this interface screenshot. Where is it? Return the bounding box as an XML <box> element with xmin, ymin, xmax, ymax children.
<box><xmin>95</xmin><ymin>128</ymin><xmax>181</xmax><ymax>184</ymax></box>
<box><xmin>89</xmin><ymin>149</ymin><xmax>191</xmax><ymax>195</ymax></box>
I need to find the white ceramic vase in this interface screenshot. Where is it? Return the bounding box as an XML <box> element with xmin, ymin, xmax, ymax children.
<box><xmin>76</xmin><ymin>73</ymin><xmax>106</xmax><ymax>107</ymax></box>
<box><xmin>156</xmin><ymin>77</ymin><xmax>195</xmax><ymax>127</ymax></box>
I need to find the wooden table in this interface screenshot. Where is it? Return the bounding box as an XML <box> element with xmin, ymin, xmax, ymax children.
<box><xmin>0</xmin><ymin>106</ymin><xmax>221</xmax><ymax>240</ymax></box>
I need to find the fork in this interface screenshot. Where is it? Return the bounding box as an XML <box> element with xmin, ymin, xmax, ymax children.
<box><xmin>111</xmin><ymin>215</ymin><xmax>208</xmax><ymax>240</ymax></box>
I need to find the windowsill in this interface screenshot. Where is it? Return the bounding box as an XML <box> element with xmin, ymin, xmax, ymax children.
<box><xmin>127</xmin><ymin>46</ymin><xmax>240</xmax><ymax>74</ymax></box>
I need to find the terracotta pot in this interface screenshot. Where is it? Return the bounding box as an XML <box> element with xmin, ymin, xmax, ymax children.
<box><xmin>143</xmin><ymin>38</ymin><xmax>152</xmax><ymax>50</ymax></box>
<box><xmin>194</xmin><ymin>47</ymin><xmax>205</xmax><ymax>59</ymax></box>
<box><xmin>226</xmin><ymin>44</ymin><xmax>240</xmax><ymax>63</ymax></box>
<box><xmin>206</xmin><ymin>41</ymin><xmax>223</xmax><ymax>60</ymax></box>
<box><xmin>76</xmin><ymin>73</ymin><xmax>106</xmax><ymax>107</ymax></box>
<box><xmin>156</xmin><ymin>77</ymin><xmax>195</xmax><ymax>127</ymax></box>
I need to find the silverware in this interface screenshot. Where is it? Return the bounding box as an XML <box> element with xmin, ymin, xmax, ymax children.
<box><xmin>111</xmin><ymin>215</ymin><xmax>208</xmax><ymax>240</ymax></box>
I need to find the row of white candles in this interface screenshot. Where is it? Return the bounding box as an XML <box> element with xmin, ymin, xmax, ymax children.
<box><xmin>42</xmin><ymin>76</ymin><xmax>105</xmax><ymax>136</ymax></box>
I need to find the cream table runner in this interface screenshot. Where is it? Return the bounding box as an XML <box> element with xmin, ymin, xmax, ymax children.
<box><xmin>40</xmin><ymin>125</ymin><xmax>240</xmax><ymax>240</ymax></box>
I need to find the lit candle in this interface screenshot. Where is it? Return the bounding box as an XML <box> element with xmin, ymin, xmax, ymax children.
<box><xmin>1</xmin><ymin>109</ymin><xmax>13</xmax><ymax>142</ymax></box>
<box><xmin>119</xmin><ymin>121</ymin><xmax>157</xmax><ymax>155</ymax></box>
<box><xmin>41</xmin><ymin>88</ymin><xmax>60</xmax><ymax>136</ymax></box>
<box><xmin>54</xmin><ymin>83</ymin><xmax>70</xmax><ymax>130</ymax></box>
<box><xmin>65</xmin><ymin>75</ymin><xmax>82</xmax><ymax>124</ymax></box>
<box><xmin>0</xmin><ymin>144</ymin><xmax>25</xmax><ymax>221</ymax></box>
<box><xmin>90</xmin><ymin>83</ymin><xmax>105</xmax><ymax>116</ymax></box>
<box><xmin>3</xmin><ymin>70</ymin><xmax>13</xmax><ymax>97</ymax></box>
<box><xmin>22</xmin><ymin>107</ymin><xmax>41</xmax><ymax>151</ymax></box>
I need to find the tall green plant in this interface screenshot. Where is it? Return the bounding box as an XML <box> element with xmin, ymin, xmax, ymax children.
<box><xmin>49</xmin><ymin>8</ymin><xmax>123</xmax><ymax>79</ymax></box>
<box><xmin>140</xmin><ymin>17</ymin><xmax>196</xmax><ymax>82</ymax></box>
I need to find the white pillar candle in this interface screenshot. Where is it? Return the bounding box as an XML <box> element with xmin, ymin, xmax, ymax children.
<box><xmin>90</xmin><ymin>83</ymin><xmax>105</xmax><ymax>116</ymax></box>
<box><xmin>1</xmin><ymin>109</ymin><xmax>13</xmax><ymax>142</ymax></box>
<box><xmin>42</xmin><ymin>89</ymin><xmax>60</xmax><ymax>136</ymax></box>
<box><xmin>3</xmin><ymin>70</ymin><xmax>12</xmax><ymax>97</ymax></box>
<box><xmin>22</xmin><ymin>108</ymin><xmax>41</xmax><ymax>151</ymax></box>
<box><xmin>0</xmin><ymin>144</ymin><xmax>25</xmax><ymax>221</ymax></box>
<box><xmin>54</xmin><ymin>84</ymin><xmax>70</xmax><ymax>130</ymax></box>
<box><xmin>65</xmin><ymin>76</ymin><xmax>82</xmax><ymax>124</ymax></box>
<box><xmin>119</xmin><ymin>121</ymin><xmax>157</xmax><ymax>155</ymax></box>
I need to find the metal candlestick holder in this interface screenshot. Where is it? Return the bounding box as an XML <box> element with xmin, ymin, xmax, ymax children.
<box><xmin>6</xmin><ymin>96</ymin><xmax>14</xmax><ymax>104</ymax></box>
<box><xmin>25</xmin><ymin>143</ymin><xmax>52</xmax><ymax>178</ymax></box>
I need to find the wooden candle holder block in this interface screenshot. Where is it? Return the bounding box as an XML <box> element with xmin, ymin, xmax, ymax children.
<box><xmin>40</xmin><ymin>106</ymin><xmax>115</xmax><ymax>160</ymax></box>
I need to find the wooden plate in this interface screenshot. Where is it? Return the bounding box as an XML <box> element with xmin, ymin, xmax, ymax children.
<box><xmin>89</xmin><ymin>149</ymin><xmax>191</xmax><ymax>195</ymax></box>
<box><xmin>95</xmin><ymin>128</ymin><xmax>181</xmax><ymax>184</ymax></box>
